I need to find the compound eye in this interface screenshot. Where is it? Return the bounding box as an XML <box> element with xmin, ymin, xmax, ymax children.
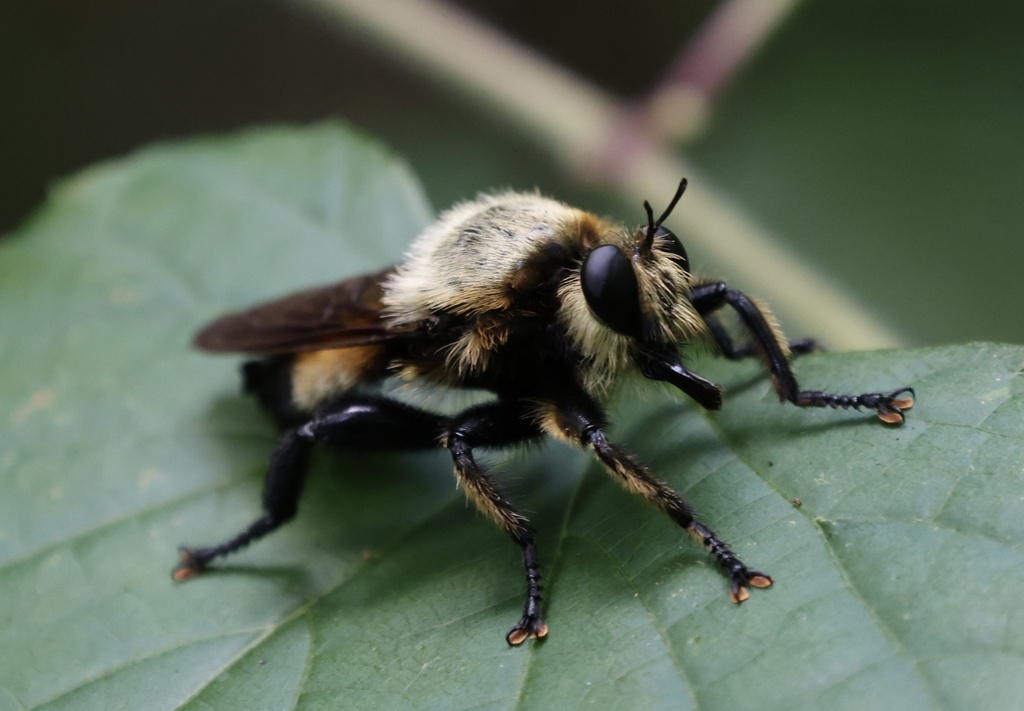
<box><xmin>653</xmin><ymin>226</ymin><xmax>690</xmax><ymax>273</ymax></box>
<box><xmin>580</xmin><ymin>244</ymin><xmax>642</xmax><ymax>336</ymax></box>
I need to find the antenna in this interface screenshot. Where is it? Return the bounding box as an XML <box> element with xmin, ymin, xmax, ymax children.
<box><xmin>642</xmin><ymin>178</ymin><xmax>688</xmax><ymax>251</ymax></box>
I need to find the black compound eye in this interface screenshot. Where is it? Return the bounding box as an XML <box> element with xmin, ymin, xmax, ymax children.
<box><xmin>580</xmin><ymin>244</ymin><xmax>642</xmax><ymax>336</ymax></box>
<box><xmin>653</xmin><ymin>226</ymin><xmax>689</xmax><ymax>273</ymax></box>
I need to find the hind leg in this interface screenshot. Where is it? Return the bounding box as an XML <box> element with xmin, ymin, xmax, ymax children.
<box><xmin>173</xmin><ymin>395</ymin><xmax>447</xmax><ymax>579</ymax></box>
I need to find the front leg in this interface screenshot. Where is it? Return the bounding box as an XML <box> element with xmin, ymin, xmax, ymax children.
<box><xmin>535</xmin><ymin>391</ymin><xmax>772</xmax><ymax>603</ymax></box>
<box><xmin>703</xmin><ymin>312</ymin><xmax>819</xmax><ymax>361</ymax></box>
<box><xmin>690</xmin><ymin>281</ymin><xmax>914</xmax><ymax>424</ymax></box>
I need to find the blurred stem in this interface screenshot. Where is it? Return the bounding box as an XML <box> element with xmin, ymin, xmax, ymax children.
<box><xmin>639</xmin><ymin>0</ymin><xmax>803</xmax><ymax>142</ymax></box>
<box><xmin>292</xmin><ymin>0</ymin><xmax>902</xmax><ymax>349</ymax></box>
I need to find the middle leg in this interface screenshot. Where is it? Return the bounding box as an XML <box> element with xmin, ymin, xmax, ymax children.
<box><xmin>444</xmin><ymin>401</ymin><xmax>547</xmax><ymax>645</ymax></box>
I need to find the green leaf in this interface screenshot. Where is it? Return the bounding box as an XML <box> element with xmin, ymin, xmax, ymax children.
<box><xmin>2</xmin><ymin>124</ymin><xmax>1021</xmax><ymax>710</ymax></box>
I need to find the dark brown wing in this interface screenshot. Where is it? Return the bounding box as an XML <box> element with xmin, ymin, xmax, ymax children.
<box><xmin>194</xmin><ymin>267</ymin><xmax>410</xmax><ymax>355</ymax></box>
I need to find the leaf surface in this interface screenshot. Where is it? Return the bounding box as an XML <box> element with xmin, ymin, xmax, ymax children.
<box><xmin>1</xmin><ymin>124</ymin><xmax>1021</xmax><ymax>711</ymax></box>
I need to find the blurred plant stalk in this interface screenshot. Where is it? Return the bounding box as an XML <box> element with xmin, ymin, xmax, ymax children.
<box><xmin>292</xmin><ymin>0</ymin><xmax>903</xmax><ymax>349</ymax></box>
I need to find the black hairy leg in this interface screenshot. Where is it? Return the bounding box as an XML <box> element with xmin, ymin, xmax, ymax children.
<box><xmin>537</xmin><ymin>389</ymin><xmax>772</xmax><ymax>603</ymax></box>
<box><xmin>444</xmin><ymin>401</ymin><xmax>548</xmax><ymax>645</ymax></box>
<box><xmin>172</xmin><ymin>395</ymin><xmax>448</xmax><ymax>581</ymax></box>
<box><xmin>690</xmin><ymin>281</ymin><xmax>914</xmax><ymax>424</ymax></box>
<box><xmin>175</xmin><ymin>393</ymin><xmax>549</xmax><ymax>646</ymax></box>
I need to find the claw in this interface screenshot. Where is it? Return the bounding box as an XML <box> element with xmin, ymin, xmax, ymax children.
<box><xmin>876</xmin><ymin>387</ymin><xmax>915</xmax><ymax>425</ymax></box>
<box><xmin>876</xmin><ymin>409</ymin><xmax>904</xmax><ymax>425</ymax></box>
<box><xmin>171</xmin><ymin>547</ymin><xmax>204</xmax><ymax>582</ymax></box>
<box><xmin>729</xmin><ymin>570</ymin><xmax>773</xmax><ymax>603</ymax></box>
<box><xmin>506</xmin><ymin>616</ymin><xmax>549</xmax><ymax>646</ymax></box>
<box><xmin>730</xmin><ymin>586</ymin><xmax>750</xmax><ymax>603</ymax></box>
<box><xmin>889</xmin><ymin>387</ymin><xmax>916</xmax><ymax>411</ymax></box>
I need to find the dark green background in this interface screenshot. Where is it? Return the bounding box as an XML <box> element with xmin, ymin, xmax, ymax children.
<box><xmin>2</xmin><ymin>0</ymin><xmax>1021</xmax><ymax>345</ymax></box>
